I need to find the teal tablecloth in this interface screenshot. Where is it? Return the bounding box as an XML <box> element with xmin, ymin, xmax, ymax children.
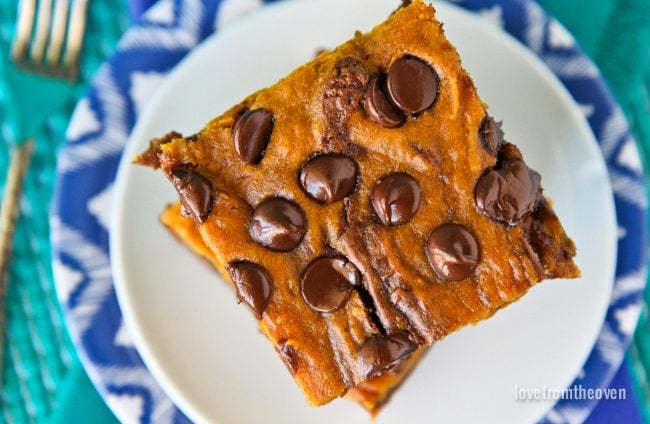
<box><xmin>0</xmin><ymin>1</ymin><xmax>127</xmax><ymax>422</ymax></box>
<box><xmin>0</xmin><ymin>1</ymin><xmax>648</xmax><ymax>423</ymax></box>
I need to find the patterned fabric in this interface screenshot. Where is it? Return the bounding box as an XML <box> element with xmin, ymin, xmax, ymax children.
<box><xmin>0</xmin><ymin>1</ymin><xmax>128</xmax><ymax>422</ymax></box>
<box><xmin>49</xmin><ymin>0</ymin><xmax>648</xmax><ymax>423</ymax></box>
<box><xmin>52</xmin><ymin>2</ymin><xmax>220</xmax><ymax>422</ymax></box>
<box><xmin>540</xmin><ymin>1</ymin><xmax>650</xmax><ymax>421</ymax></box>
<box><xmin>51</xmin><ymin>0</ymin><xmax>646</xmax><ymax>422</ymax></box>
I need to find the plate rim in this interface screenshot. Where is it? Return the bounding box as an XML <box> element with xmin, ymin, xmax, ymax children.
<box><xmin>111</xmin><ymin>1</ymin><xmax>616</xmax><ymax>422</ymax></box>
<box><xmin>51</xmin><ymin>0</ymin><xmax>647</xmax><ymax>423</ymax></box>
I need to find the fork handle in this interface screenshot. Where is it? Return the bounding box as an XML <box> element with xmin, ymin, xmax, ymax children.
<box><xmin>0</xmin><ymin>140</ymin><xmax>34</xmax><ymax>380</ymax></box>
<box><xmin>0</xmin><ymin>140</ymin><xmax>33</xmax><ymax>281</ymax></box>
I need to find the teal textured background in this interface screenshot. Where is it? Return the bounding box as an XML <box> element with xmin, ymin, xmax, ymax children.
<box><xmin>0</xmin><ymin>0</ymin><xmax>647</xmax><ymax>422</ymax></box>
<box><xmin>0</xmin><ymin>0</ymin><xmax>127</xmax><ymax>422</ymax></box>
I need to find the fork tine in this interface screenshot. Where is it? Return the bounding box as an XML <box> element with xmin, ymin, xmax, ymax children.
<box><xmin>10</xmin><ymin>0</ymin><xmax>38</xmax><ymax>64</ymax></box>
<box><xmin>62</xmin><ymin>0</ymin><xmax>89</xmax><ymax>81</ymax></box>
<box><xmin>46</xmin><ymin>0</ymin><xmax>71</xmax><ymax>70</ymax></box>
<box><xmin>29</xmin><ymin>0</ymin><xmax>54</xmax><ymax>65</ymax></box>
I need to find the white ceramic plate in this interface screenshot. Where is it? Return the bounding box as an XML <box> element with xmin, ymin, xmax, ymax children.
<box><xmin>111</xmin><ymin>1</ymin><xmax>617</xmax><ymax>422</ymax></box>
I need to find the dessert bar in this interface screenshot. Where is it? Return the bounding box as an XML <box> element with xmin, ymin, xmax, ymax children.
<box><xmin>137</xmin><ymin>0</ymin><xmax>579</xmax><ymax>406</ymax></box>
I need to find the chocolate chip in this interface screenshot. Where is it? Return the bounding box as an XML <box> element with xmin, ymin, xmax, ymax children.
<box><xmin>364</xmin><ymin>76</ymin><xmax>406</xmax><ymax>128</ymax></box>
<box><xmin>426</xmin><ymin>223</ymin><xmax>481</xmax><ymax>281</ymax></box>
<box><xmin>276</xmin><ymin>339</ymin><xmax>299</xmax><ymax>375</ymax></box>
<box><xmin>299</xmin><ymin>154</ymin><xmax>358</xmax><ymax>204</ymax></box>
<box><xmin>475</xmin><ymin>160</ymin><xmax>542</xmax><ymax>225</ymax></box>
<box><xmin>372</xmin><ymin>173</ymin><xmax>422</xmax><ymax>226</ymax></box>
<box><xmin>249</xmin><ymin>198</ymin><xmax>306</xmax><ymax>251</ymax></box>
<box><xmin>358</xmin><ymin>332</ymin><xmax>416</xmax><ymax>379</ymax></box>
<box><xmin>387</xmin><ymin>57</ymin><xmax>438</xmax><ymax>114</ymax></box>
<box><xmin>170</xmin><ymin>168</ymin><xmax>214</xmax><ymax>224</ymax></box>
<box><xmin>300</xmin><ymin>256</ymin><xmax>360</xmax><ymax>313</ymax></box>
<box><xmin>479</xmin><ymin>115</ymin><xmax>504</xmax><ymax>155</ymax></box>
<box><xmin>232</xmin><ymin>108</ymin><xmax>274</xmax><ymax>164</ymax></box>
<box><xmin>228</xmin><ymin>261</ymin><xmax>274</xmax><ymax>319</ymax></box>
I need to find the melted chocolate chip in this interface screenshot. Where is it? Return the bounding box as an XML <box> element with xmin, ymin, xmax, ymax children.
<box><xmin>276</xmin><ymin>339</ymin><xmax>299</xmax><ymax>375</ymax></box>
<box><xmin>299</xmin><ymin>154</ymin><xmax>358</xmax><ymax>203</ymax></box>
<box><xmin>250</xmin><ymin>198</ymin><xmax>306</xmax><ymax>251</ymax></box>
<box><xmin>475</xmin><ymin>160</ymin><xmax>542</xmax><ymax>225</ymax></box>
<box><xmin>364</xmin><ymin>76</ymin><xmax>406</xmax><ymax>128</ymax></box>
<box><xmin>170</xmin><ymin>168</ymin><xmax>214</xmax><ymax>224</ymax></box>
<box><xmin>228</xmin><ymin>261</ymin><xmax>274</xmax><ymax>319</ymax></box>
<box><xmin>479</xmin><ymin>115</ymin><xmax>504</xmax><ymax>155</ymax></box>
<box><xmin>387</xmin><ymin>57</ymin><xmax>438</xmax><ymax>114</ymax></box>
<box><xmin>233</xmin><ymin>109</ymin><xmax>274</xmax><ymax>164</ymax></box>
<box><xmin>372</xmin><ymin>173</ymin><xmax>422</xmax><ymax>226</ymax></box>
<box><xmin>426</xmin><ymin>223</ymin><xmax>481</xmax><ymax>281</ymax></box>
<box><xmin>358</xmin><ymin>332</ymin><xmax>417</xmax><ymax>379</ymax></box>
<box><xmin>300</xmin><ymin>256</ymin><xmax>360</xmax><ymax>313</ymax></box>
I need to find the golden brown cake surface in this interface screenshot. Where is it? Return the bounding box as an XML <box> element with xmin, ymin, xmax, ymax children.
<box><xmin>137</xmin><ymin>0</ymin><xmax>579</xmax><ymax>406</ymax></box>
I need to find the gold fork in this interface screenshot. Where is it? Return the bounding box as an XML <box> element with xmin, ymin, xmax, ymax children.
<box><xmin>11</xmin><ymin>0</ymin><xmax>90</xmax><ymax>80</ymax></box>
<box><xmin>0</xmin><ymin>0</ymin><xmax>90</xmax><ymax>379</ymax></box>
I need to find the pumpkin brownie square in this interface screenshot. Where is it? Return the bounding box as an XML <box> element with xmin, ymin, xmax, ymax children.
<box><xmin>136</xmin><ymin>0</ymin><xmax>579</xmax><ymax>407</ymax></box>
